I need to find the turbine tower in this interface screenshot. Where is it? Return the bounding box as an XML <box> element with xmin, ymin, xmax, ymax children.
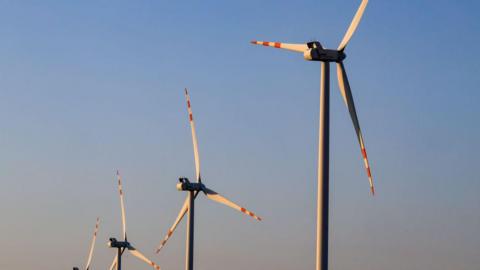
<box><xmin>251</xmin><ymin>1</ymin><xmax>374</xmax><ymax>270</ymax></box>
<box><xmin>155</xmin><ymin>89</ymin><xmax>261</xmax><ymax>270</ymax></box>
<box><xmin>108</xmin><ymin>170</ymin><xmax>162</xmax><ymax>270</ymax></box>
<box><xmin>73</xmin><ymin>217</ymin><xmax>100</xmax><ymax>270</ymax></box>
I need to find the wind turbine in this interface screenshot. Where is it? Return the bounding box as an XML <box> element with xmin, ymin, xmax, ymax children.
<box><xmin>251</xmin><ymin>1</ymin><xmax>374</xmax><ymax>270</ymax></box>
<box><xmin>154</xmin><ymin>89</ymin><xmax>261</xmax><ymax>270</ymax></box>
<box><xmin>73</xmin><ymin>217</ymin><xmax>100</xmax><ymax>270</ymax></box>
<box><xmin>108</xmin><ymin>170</ymin><xmax>162</xmax><ymax>270</ymax></box>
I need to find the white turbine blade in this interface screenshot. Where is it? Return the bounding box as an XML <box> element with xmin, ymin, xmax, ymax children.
<box><xmin>184</xmin><ymin>88</ymin><xmax>202</xmax><ymax>182</ymax></box>
<box><xmin>129</xmin><ymin>248</ymin><xmax>161</xmax><ymax>270</ymax></box>
<box><xmin>108</xmin><ymin>255</ymin><xmax>117</xmax><ymax>270</ymax></box>
<box><xmin>204</xmin><ymin>187</ymin><xmax>262</xmax><ymax>221</ymax></box>
<box><xmin>336</xmin><ymin>62</ymin><xmax>375</xmax><ymax>195</ymax></box>
<box><xmin>116</xmin><ymin>170</ymin><xmax>127</xmax><ymax>240</ymax></box>
<box><xmin>84</xmin><ymin>217</ymin><xmax>100</xmax><ymax>270</ymax></box>
<box><xmin>337</xmin><ymin>0</ymin><xmax>369</xmax><ymax>51</ymax></box>
<box><xmin>250</xmin><ymin>40</ymin><xmax>308</xmax><ymax>53</ymax></box>
<box><xmin>155</xmin><ymin>197</ymin><xmax>189</xmax><ymax>254</ymax></box>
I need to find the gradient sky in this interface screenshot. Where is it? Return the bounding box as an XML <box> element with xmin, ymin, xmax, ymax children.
<box><xmin>0</xmin><ymin>1</ymin><xmax>479</xmax><ymax>269</ymax></box>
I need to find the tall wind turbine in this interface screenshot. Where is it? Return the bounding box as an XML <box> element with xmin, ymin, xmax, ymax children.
<box><xmin>108</xmin><ymin>170</ymin><xmax>162</xmax><ymax>270</ymax></box>
<box><xmin>251</xmin><ymin>1</ymin><xmax>374</xmax><ymax>270</ymax></box>
<box><xmin>155</xmin><ymin>89</ymin><xmax>261</xmax><ymax>270</ymax></box>
<box><xmin>73</xmin><ymin>217</ymin><xmax>100</xmax><ymax>270</ymax></box>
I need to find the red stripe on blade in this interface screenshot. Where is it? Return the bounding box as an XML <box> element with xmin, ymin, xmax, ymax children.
<box><xmin>361</xmin><ymin>148</ymin><xmax>367</xmax><ymax>159</ymax></box>
<box><xmin>366</xmin><ymin>168</ymin><xmax>372</xmax><ymax>178</ymax></box>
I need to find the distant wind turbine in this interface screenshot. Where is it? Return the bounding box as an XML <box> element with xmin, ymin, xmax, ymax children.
<box><xmin>108</xmin><ymin>171</ymin><xmax>161</xmax><ymax>270</ymax></box>
<box><xmin>251</xmin><ymin>1</ymin><xmax>375</xmax><ymax>270</ymax></box>
<box><xmin>155</xmin><ymin>89</ymin><xmax>261</xmax><ymax>270</ymax></box>
<box><xmin>73</xmin><ymin>217</ymin><xmax>100</xmax><ymax>270</ymax></box>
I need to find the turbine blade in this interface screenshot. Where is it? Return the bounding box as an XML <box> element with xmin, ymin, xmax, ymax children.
<box><xmin>250</xmin><ymin>40</ymin><xmax>308</xmax><ymax>53</ymax></box>
<box><xmin>204</xmin><ymin>187</ymin><xmax>262</xmax><ymax>221</ymax></box>
<box><xmin>116</xmin><ymin>170</ymin><xmax>127</xmax><ymax>240</ymax></box>
<box><xmin>337</xmin><ymin>0</ymin><xmax>369</xmax><ymax>51</ymax></box>
<box><xmin>185</xmin><ymin>88</ymin><xmax>202</xmax><ymax>182</ymax></box>
<box><xmin>84</xmin><ymin>217</ymin><xmax>100</xmax><ymax>270</ymax></box>
<box><xmin>155</xmin><ymin>197</ymin><xmax>189</xmax><ymax>254</ymax></box>
<box><xmin>129</xmin><ymin>248</ymin><xmax>161</xmax><ymax>270</ymax></box>
<box><xmin>336</xmin><ymin>62</ymin><xmax>375</xmax><ymax>195</ymax></box>
<box><xmin>108</xmin><ymin>255</ymin><xmax>117</xmax><ymax>270</ymax></box>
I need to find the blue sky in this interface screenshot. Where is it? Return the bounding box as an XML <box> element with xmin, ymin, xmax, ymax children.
<box><xmin>0</xmin><ymin>1</ymin><xmax>479</xmax><ymax>269</ymax></box>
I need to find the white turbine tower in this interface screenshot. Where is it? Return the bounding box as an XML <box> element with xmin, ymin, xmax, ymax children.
<box><xmin>108</xmin><ymin>171</ymin><xmax>162</xmax><ymax>270</ymax></box>
<box><xmin>155</xmin><ymin>89</ymin><xmax>262</xmax><ymax>270</ymax></box>
<box><xmin>73</xmin><ymin>217</ymin><xmax>100</xmax><ymax>270</ymax></box>
<box><xmin>251</xmin><ymin>1</ymin><xmax>375</xmax><ymax>270</ymax></box>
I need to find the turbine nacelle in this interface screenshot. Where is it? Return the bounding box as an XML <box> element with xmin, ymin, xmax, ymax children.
<box><xmin>303</xmin><ymin>42</ymin><xmax>346</xmax><ymax>62</ymax></box>
<box><xmin>108</xmin><ymin>238</ymin><xmax>131</xmax><ymax>249</ymax></box>
<box><xmin>177</xmin><ymin>177</ymin><xmax>205</xmax><ymax>191</ymax></box>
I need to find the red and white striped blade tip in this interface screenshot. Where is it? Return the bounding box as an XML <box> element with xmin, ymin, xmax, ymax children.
<box><xmin>204</xmin><ymin>188</ymin><xmax>262</xmax><ymax>221</ymax></box>
<box><xmin>251</xmin><ymin>40</ymin><xmax>277</xmax><ymax>47</ymax></box>
<box><xmin>240</xmin><ymin>206</ymin><xmax>262</xmax><ymax>221</ymax></box>
<box><xmin>250</xmin><ymin>40</ymin><xmax>307</xmax><ymax>53</ymax></box>
<box><xmin>155</xmin><ymin>198</ymin><xmax>189</xmax><ymax>254</ymax></box>
<box><xmin>370</xmin><ymin>186</ymin><xmax>375</xmax><ymax>196</ymax></box>
<box><xmin>155</xmin><ymin>230</ymin><xmax>172</xmax><ymax>253</ymax></box>
<box><xmin>239</xmin><ymin>206</ymin><xmax>262</xmax><ymax>221</ymax></box>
